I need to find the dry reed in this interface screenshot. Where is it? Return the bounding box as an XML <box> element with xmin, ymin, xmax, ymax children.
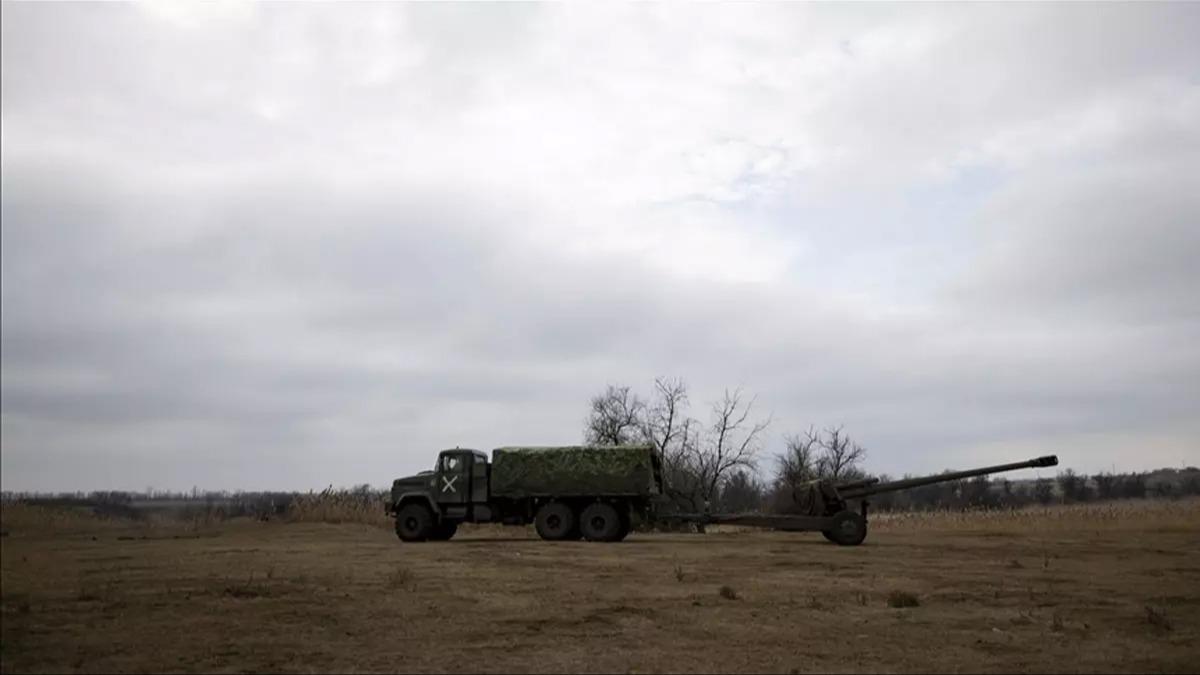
<box><xmin>286</xmin><ymin>489</ymin><xmax>392</xmax><ymax>528</ymax></box>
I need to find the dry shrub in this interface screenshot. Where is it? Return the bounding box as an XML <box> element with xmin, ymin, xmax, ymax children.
<box><xmin>0</xmin><ymin>499</ymin><xmax>233</xmax><ymax>537</ymax></box>
<box><xmin>1145</xmin><ymin>605</ymin><xmax>1173</xmax><ymax>633</ymax></box>
<box><xmin>887</xmin><ymin>591</ymin><xmax>920</xmax><ymax>608</ymax></box>
<box><xmin>871</xmin><ymin>497</ymin><xmax>1200</xmax><ymax>535</ymax></box>
<box><xmin>388</xmin><ymin>567</ymin><xmax>416</xmax><ymax>592</ymax></box>
<box><xmin>287</xmin><ymin>489</ymin><xmax>391</xmax><ymax>527</ymax></box>
<box><xmin>0</xmin><ymin>502</ymin><xmax>123</xmax><ymax>536</ymax></box>
<box><xmin>1011</xmin><ymin>610</ymin><xmax>1035</xmax><ymax>626</ymax></box>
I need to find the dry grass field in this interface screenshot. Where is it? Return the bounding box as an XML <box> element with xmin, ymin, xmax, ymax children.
<box><xmin>2</xmin><ymin>499</ymin><xmax>1197</xmax><ymax>674</ymax></box>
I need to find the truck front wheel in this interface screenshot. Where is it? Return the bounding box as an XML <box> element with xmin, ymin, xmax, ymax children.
<box><xmin>580</xmin><ymin>503</ymin><xmax>623</xmax><ymax>542</ymax></box>
<box><xmin>535</xmin><ymin>502</ymin><xmax>577</xmax><ymax>541</ymax></box>
<box><xmin>395</xmin><ymin>503</ymin><xmax>435</xmax><ymax>542</ymax></box>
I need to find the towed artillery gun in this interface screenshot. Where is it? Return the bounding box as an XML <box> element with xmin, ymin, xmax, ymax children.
<box><xmin>386</xmin><ymin>445</ymin><xmax>1058</xmax><ymax>545</ymax></box>
<box><xmin>667</xmin><ymin>454</ymin><xmax>1060</xmax><ymax>545</ymax></box>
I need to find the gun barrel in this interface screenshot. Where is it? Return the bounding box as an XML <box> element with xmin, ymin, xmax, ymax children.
<box><xmin>840</xmin><ymin>455</ymin><xmax>1058</xmax><ymax>499</ymax></box>
<box><xmin>835</xmin><ymin>477</ymin><xmax>881</xmax><ymax>491</ymax></box>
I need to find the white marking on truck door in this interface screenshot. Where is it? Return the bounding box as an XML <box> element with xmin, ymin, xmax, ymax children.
<box><xmin>442</xmin><ymin>475</ymin><xmax>458</xmax><ymax>493</ymax></box>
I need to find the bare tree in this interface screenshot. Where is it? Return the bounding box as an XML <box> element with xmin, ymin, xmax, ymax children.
<box><xmin>1057</xmin><ymin>469</ymin><xmax>1090</xmax><ymax>502</ymax></box>
<box><xmin>581</xmin><ymin>381</ymin><xmax>772</xmax><ymax>529</ymax></box>
<box><xmin>963</xmin><ymin>475</ymin><xmax>995</xmax><ymax>508</ymax></box>
<box><xmin>1093</xmin><ymin>473</ymin><xmax>1117</xmax><ymax>501</ymax></box>
<box><xmin>1033</xmin><ymin>477</ymin><xmax>1056</xmax><ymax>504</ymax></box>
<box><xmin>773</xmin><ymin>426</ymin><xmax>821</xmax><ymax>512</ymax></box>
<box><xmin>719</xmin><ymin>469</ymin><xmax>766</xmax><ymax>513</ymax></box>
<box><xmin>584</xmin><ymin>378</ymin><xmax>702</xmax><ymax>514</ymax></box>
<box><xmin>778</xmin><ymin>427</ymin><xmax>820</xmax><ymax>483</ymax></box>
<box><xmin>816</xmin><ymin>425</ymin><xmax>867</xmax><ymax>481</ymax></box>
<box><xmin>696</xmin><ymin>388</ymin><xmax>771</xmax><ymax>508</ymax></box>
<box><xmin>641</xmin><ymin>378</ymin><xmax>705</xmax><ymax>515</ymax></box>
<box><xmin>660</xmin><ymin>416</ymin><xmax>705</xmax><ymax>513</ymax></box>
<box><xmin>641</xmin><ymin>377</ymin><xmax>688</xmax><ymax>457</ymax></box>
<box><xmin>584</xmin><ymin>384</ymin><xmax>646</xmax><ymax>445</ymax></box>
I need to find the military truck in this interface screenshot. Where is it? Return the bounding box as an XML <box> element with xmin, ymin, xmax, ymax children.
<box><xmin>387</xmin><ymin>444</ymin><xmax>1058</xmax><ymax>545</ymax></box>
<box><xmin>387</xmin><ymin>445</ymin><xmax>663</xmax><ymax>542</ymax></box>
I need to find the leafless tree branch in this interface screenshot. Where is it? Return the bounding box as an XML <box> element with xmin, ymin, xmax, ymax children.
<box><xmin>584</xmin><ymin>384</ymin><xmax>646</xmax><ymax>446</ymax></box>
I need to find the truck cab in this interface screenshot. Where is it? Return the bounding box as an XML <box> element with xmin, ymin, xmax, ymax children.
<box><xmin>388</xmin><ymin>448</ymin><xmax>489</xmax><ymax>541</ymax></box>
<box><xmin>428</xmin><ymin>448</ymin><xmax>489</xmax><ymax>513</ymax></box>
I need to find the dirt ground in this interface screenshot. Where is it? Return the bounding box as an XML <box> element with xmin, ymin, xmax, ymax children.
<box><xmin>2</xmin><ymin>500</ymin><xmax>1197</xmax><ymax>674</ymax></box>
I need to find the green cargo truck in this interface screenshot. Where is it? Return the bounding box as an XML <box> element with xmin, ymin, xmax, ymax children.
<box><xmin>386</xmin><ymin>444</ymin><xmax>1057</xmax><ymax>545</ymax></box>
<box><xmin>387</xmin><ymin>445</ymin><xmax>664</xmax><ymax>542</ymax></box>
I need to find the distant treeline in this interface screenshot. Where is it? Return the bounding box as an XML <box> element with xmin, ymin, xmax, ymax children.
<box><xmin>848</xmin><ymin>467</ymin><xmax>1200</xmax><ymax>512</ymax></box>
<box><xmin>0</xmin><ymin>484</ymin><xmax>387</xmax><ymax>522</ymax></box>
<box><xmin>3</xmin><ymin>468</ymin><xmax>1197</xmax><ymax>522</ymax></box>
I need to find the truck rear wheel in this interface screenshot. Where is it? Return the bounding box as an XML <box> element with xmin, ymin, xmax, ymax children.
<box><xmin>535</xmin><ymin>502</ymin><xmax>577</xmax><ymax>541</ymax></box>
<box><xmin>608</xmin><ymin>509</ymin><xmax>631</xmax><ymax>542</ymax></box>
<box><xmin>395</xmin><ymin>503</ymin><xmax>435</xmax><ymax>542</ymax></box>
<box><xmin>580</xmin><ymin>503</ymin><xmax>623</xmax><ymax>542</ymax></box>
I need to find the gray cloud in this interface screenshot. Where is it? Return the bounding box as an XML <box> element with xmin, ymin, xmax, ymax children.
<box><xmin>2</xmin><ymin>2</ymin><xmax>1198</xmax><ymax>491</ymax></box>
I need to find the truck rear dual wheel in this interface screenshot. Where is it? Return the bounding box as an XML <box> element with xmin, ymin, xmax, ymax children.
<box><xmin>535</xmin><ymin>502</ymin><xmax>577</xmax><ymax>541</ymax></box>
<box><xmin>580</xmin><ymin>503</ymin><xmax>627</xmax><ymax>542</ymax></box>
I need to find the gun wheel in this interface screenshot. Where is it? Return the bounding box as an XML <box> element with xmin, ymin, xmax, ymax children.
<box><xmin>825</xmin><ymin>510</ymin><xmax>867</xmax><ymax>546</ymax></box>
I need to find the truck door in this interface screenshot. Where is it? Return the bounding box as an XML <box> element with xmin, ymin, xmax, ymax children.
<box><xmin>436</xmin><ymin>451</ymin><xmax>471</xmax><ymax>507</ymax></box>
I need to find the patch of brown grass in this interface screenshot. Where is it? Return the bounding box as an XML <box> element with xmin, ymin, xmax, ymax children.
<box><xmin>0</xmin><ymin>503</ymin><xmax>127</xmax><ymax>536</ymax></box>
<box><xmin>1</xmin><ymin>498</ymin><xmax>1197</xmax><ymax>673</ymax></box>
<box><xmin>872</xmin><ymin>498</ymin><xmax>1200</xmax><ymax>534</ymax></box>
<box><xmin>388</xmin><ymin>566</ymin><xmax>416</xmax><ymax>592</ymax></box>
<box><xmin>286</xmin><ymin>490</ymin><xmax>390</xmax><ymax>527</ymax></box>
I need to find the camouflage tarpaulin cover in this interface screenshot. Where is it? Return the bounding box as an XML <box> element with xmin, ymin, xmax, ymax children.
<box><xmin>489</xmin><ymin>445</ymin><xmax>662</xmax><ymax>498</ymax></box>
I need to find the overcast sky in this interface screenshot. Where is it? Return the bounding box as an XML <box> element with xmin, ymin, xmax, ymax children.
<box><xmin>2</xmin><ymin>2</ymin><xmax>1198</xmax><ymax>492</ymax></box>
